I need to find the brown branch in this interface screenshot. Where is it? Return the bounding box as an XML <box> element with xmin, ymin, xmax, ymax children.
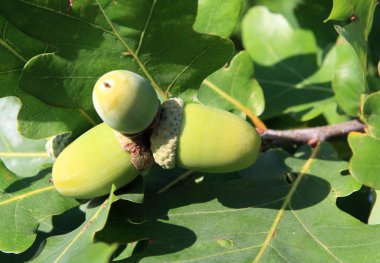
<box><xmin>261</xmin><ymin>119</ymin><xmax>365</xmax><ymax>144</ymax></box>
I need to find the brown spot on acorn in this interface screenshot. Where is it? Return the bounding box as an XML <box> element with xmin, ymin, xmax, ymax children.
<box><xmin>103</xmin><ymin>81</ymin><xmax>112</xmax><ymax>88</ymax></box>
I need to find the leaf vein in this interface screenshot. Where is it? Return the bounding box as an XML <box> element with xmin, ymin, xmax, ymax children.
<box><xmin>166</xmin><ymin>44</ymin><xmax>215</xmax><ymax>96</ymax></box>
<box><xmin>94</xmin><ymin>0</ymin><xmax>166</xmax><ymax>99</ymax></box>
<box><xmin>135</xmin><ymin>0</ymin><xmax>157</xmax><ymax>55</ymax></box>
<box><xmin>20</xmin><ymin>0</ymin><xmax>115</xmax><ymax>35</ymax></box>
<box><xmin>252</xmin><ymin>143</ymin><xmax>321</xmax><ymax>263</ymax></box>
<box><xmin>291</xmin><ymin>209</ymin><xmax>344</xmax><ymax>262</ymax></box>
<box><xmin>53</xmin><ymin>198</ymin><xmax>109</xmax><ymax>263</ymax></box>
<box><xmin>0</xmin><ymin>186</ymin><xmax>54</xmax><ymax>207</ymax></box>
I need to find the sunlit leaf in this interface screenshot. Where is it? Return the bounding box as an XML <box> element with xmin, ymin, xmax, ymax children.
<box><xmin>0</xmin><ymin>97</ymin><xmax>51</xmax><ymax>177</ymax></box>
<box><xmin>362</xmin><ymin>91</ymin><xmax>380</xmax><ymax>139</ymax></box>
<box><xmin>348</xmin><ymin>132</ymin><xmax>380</xmax><ymax>189</ymax></box>
<box><xmin>198</xmin><ymin>51</ymin><xmax>264</xmax><ymax>116</ymax></box>
<box><xmin>332</xmin><ymin>37</ymin><xmax>365</xmax><ymax>116</ymax></box>
<box><xmin>194</xmin><ymin>0</ymin><xmax>243</xmax><ymax>37</ymax></box>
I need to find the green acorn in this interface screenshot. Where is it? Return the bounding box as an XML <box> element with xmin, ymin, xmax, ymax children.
<box><xmin>53</xmin><ymin>71</ymin><xmax>261</xmax><ymax>199</ymax></box>
<box><xmin>52</xmin><ymin>123</ymin><xmax>140</xmax><ymax>199</ymax></box>
<box><xmin>151</xmin><ymin>99</ymin><xmax>261</xmax><ymax>173</ymax></box>
<box><xmin>93</xmin><ymin>70</ymin><xmax>159</xmax><ymax>134</ymax></box>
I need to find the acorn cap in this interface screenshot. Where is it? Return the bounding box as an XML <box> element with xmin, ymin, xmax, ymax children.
<box><xmin>150</xmin><ymin>98</ymin><xmax>184</xmax><ymax>169</ymax></box>
<box><xmin>45</xmin><ymin>133</ymin><xmax>72</xmax><ymax>160</ymax></box>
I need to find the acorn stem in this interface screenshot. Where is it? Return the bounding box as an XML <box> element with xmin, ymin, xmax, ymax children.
<box><xmin>261</xmin><ymin>119</ymin><xmax>365</xmax><ymax>144</ymax></box>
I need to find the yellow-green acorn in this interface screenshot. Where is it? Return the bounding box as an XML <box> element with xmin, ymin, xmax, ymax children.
<box><xmin>52</xmin><ymin>123</ymin><xmax>139</xmax><ymax>199</ymax></box>
<box><xmin>151</xmin><ymin>99</ymin><xmax>261</xmax><ymax>173</ymax></box>
<box><xmin>93</xmin><ymin>70</ymin><xmax>159</xmax><ymax>134</ymax></box>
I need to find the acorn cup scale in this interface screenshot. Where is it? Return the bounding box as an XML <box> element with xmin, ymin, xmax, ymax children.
<box><xmin>52</xmin><ymin>123</ymin><xmax>139</xmax><ymax>199</ymax></box>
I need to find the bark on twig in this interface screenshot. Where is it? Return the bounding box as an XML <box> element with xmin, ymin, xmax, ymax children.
<box><xmin>261</xmin><ymin>119</ymin><xmax>365</xmax><ymax>144</ymax></box>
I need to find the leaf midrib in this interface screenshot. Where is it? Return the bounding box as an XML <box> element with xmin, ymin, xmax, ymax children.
<box><xmin>0</xmin><ymin>38</ymin><xmax>27</xmax><ymax>63</ymax></box>
<box><xmin>53</xmin><ymin>198</ymin><xmax>109</xmax><ymax>263</ymax></box>
<box><xmin>20</xmin><ymin>0</ymin><xmax>114</xmax><ymax>35</ymax></box>
<box><xmin>252</xmin><ymin>143</ymin><xmax>321</xmax><ymax>263</ymax></box>
<box><xmin>94</xmin><ymin>0</ymin><xmax>166</xmax><ymax>99</ymax></box>
<box><xmin>0</xmin><ymin>185</ymin><xmax>55</xmax><ymax>206</ymax></box>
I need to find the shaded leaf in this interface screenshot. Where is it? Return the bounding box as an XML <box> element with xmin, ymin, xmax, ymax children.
<box><xmin>335</xmin><ymin>21</ymin><xmax>367</xmax><ymax>72</ymax></box>
<box><xmin>326</xmin><ymin>0</ymin><xmax>377</xmax><ymax>40</ymax></box>
<box><xmin>198</xmin><ymin>51</ymin><xmax>264</xmax><ymax>116</ymax></box>
<box><xmin>0</xmin><ymin>15</ymin><xmax>60</xmax><ymax>140</ymax></box>
<box><xmin>368</xmin><ymin>7</ymin><xmax>380</xmax><ymax>66</ymax></box>
<box><xmin>96</xmin><ymin>144</ymin><xmax>376</xmax><ymax>262</ymax></box>
<box><xmin>194</xmin><ymin>0</ymin><xmax>243</xmax><ymax>37</ymax></box>
<box><xmin>326</xmin><ymin>0</ymin><xmax>377</xmax><ymax>27</ymax></box>
<box><xmin>0</xmin><ymin>15</ymin><xmax>50</xmax><ymax>98</ymax></box>
<box><xmin>332</xmin><ymin>37</ymin><xmax>365</xmax><ymax>116</ymax></box>
<box><xmin>294</xmin><ymin>0</ymin><xmax>337</xmax><ymax>48</ymax></box>
<box><xmin>0</xmin><ymin>162</ymin><xmax>78</xmax><ymax>254</ymax></box>
<box><xmin>0</xmin><ymin>0</ymin><xmax>233</xmax><ymax>139</ymax></box>
<box><xmin>369</xmin><ymin>190</ymin><xmax>380</xmax><ymax>225</ymax></box>
<box><xmin>116</xmin><ymin>176</ymin><xmax>145</xmax><ymax>204</ymax></box>
<box><xmin>0</xmin><ymin>97</ymin><xmax>51</xmax><ymax>177</ymax></box>
<box><xmin>363</xmin><ymin>91</ymin><xmax>380</xmax><ymax>138</ymax></box>
<box><xmin>348</xmin><ymin>132</ymin><xmax>380</xmax><ymax>189</ymax></box>
<box><xmin>34</xmin><ymin>190</ymin><xmax>119</xmax><ymax>263</ymax></box>
<box><xmin>367</xmin><ymin>74</ymin><xmax>380</xmax><ymax>93</ymax></box>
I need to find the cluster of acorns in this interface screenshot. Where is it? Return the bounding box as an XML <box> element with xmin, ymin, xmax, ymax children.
<box><xmin>52</xmin><ymin>70</ymin><xmax>261</xmax><ymax>199</ymax></box>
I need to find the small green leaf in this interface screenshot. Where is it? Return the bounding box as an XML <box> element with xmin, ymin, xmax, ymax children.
<box><xmin>348</xmin><ymin>132</ymin><xmax>380</xmax><ymax>189</ymax></box>
<box><xmin>332</xmin><ymin>38</ymin><xmax>365</xmax><ymax>116</ymax></box>
<box><xmin>0</xmin><ymin>163</ymin><xmax>78</xmax><ymax>254</ymax></box>
<box><xmin>194</xmin><ymin>0</ymin><xmax>243</xmax><ymax>37</ymax></box>
<box><xmin>327</xmin><ymin>0</ymin><xmax>377</xmax><ymax>84</ymax></box>
<box><xmin>34</xmin><ymin>189</ymin><xmax>119</xmax><ymax>263</ymax></box>
<box><xmin>326</xmin><ymin>0</ymin><xmax>377</xmax><ymax>39</ymax></box>
<box><xmin>363</xmin><ymin>91</ymin><xmax>380</xmax><ymax>138</ymax></box>
<box><xmin>335</xmin><ymin>21</ymin><xmax>367</xmax><ymax>72</ymax></box>
<box><xmin>198</xmin><ymin>51</ymin><xmax>264</xmax><ymax>116</ymax></box>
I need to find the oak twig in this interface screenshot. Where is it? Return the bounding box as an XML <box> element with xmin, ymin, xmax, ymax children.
<box><xmin>261</xmin><ymin>119</ymin><xmax>365</xmax><ymax>144</ymax></box>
